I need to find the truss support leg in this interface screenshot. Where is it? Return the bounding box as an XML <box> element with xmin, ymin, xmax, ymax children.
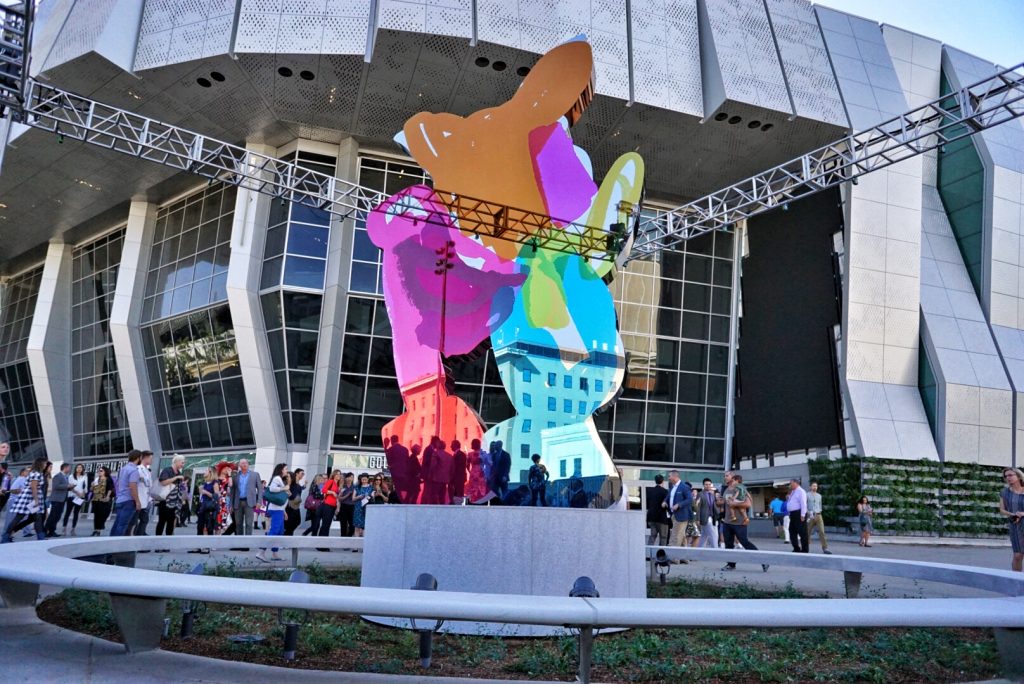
<box><xmin>109</xmin><ymin>593</ymin><xmax>166</xmax><ymax>653</ymax></box>
<box><xmin>843</xmin><ymin>571</ymin><xmax>862</xmax><ymax>598</ymax></box>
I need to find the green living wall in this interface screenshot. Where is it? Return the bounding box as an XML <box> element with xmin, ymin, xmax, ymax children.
<box><xmin>809</xmin><ymin>456</ymin><xmax>1007</xmax><ymax>537</ymax></box>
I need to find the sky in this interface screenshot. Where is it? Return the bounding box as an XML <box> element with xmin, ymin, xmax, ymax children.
<box><xmin>813</xmin><ymin>0</ymin><xmax>1023</xmax><ymax>68</ymax></box>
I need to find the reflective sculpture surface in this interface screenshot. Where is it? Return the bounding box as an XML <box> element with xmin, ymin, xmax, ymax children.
<box><xmin>369</xmin><ymin>38</ymin><xmax>644</xmax><ymax>506</ymax></box>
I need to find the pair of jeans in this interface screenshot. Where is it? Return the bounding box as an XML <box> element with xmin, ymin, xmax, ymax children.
<box><xmin>110</xmin><ymin>500</ymin><xmax>139</xmax><ymax>536</ymax></box>
<box><xmin>2</xmin><ymin>512</ymin><xmax>44</xmax><ymax>542</ymax></box>
<box><xmin>133</xmin><ymin>506</ymin><xmax>150</xmax><ymax>536</ymax></box>
<box><xmin>196</xmin><ymin>501</ymin><xmax>217</xmax><ymax>535</ymax></box>
<box><xmin>721</xmin><ymin>522</ymin><xmax>759</xmax><ymax>568</ymax></box>
<box><xmin>261</xmin><ymin>509</ymin><xmax>284</xmax><ymax>553</ymax></box>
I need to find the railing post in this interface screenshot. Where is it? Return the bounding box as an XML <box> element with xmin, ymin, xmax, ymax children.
<box><xmin>995</xmin><ymin>628</ymin><xmax>1024</xmax><ymax>679</ymax></box>
<box><xmin>108</xmin><ymin>593</ymin><xmax>167</xmax><ymax>653</ymax></box>
<box><xmin>577</xmin><ymin>627</ymin><xmax>594</xmax><ymax>684</ymax></box>
<box><xmin>843</xmin><ymin>571</ymin><xmax>862</xmax><ymax>598</ymax></box>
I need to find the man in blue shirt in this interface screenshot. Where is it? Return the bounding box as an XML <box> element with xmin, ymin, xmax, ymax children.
<box><xmin>769</xmin><ymin>495</ymin><xmax>785</xmax><ymax>540</ymax></box>
<box><xmin>110</xmin><ymin>450</ymin><xmax>143</xmax><ymax>536</ymax></box>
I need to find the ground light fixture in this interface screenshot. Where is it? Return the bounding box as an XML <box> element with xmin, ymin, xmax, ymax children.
<box><xmin>409</xmin><ymin>572</ymin><xmax>443</xmax><ymax>668</ymax></box>
<box><xmin>278</xmin><ymin>570</ymin><xmax>310</xmax><ymax>660</ymax></box>
<box><xmin>568</xmin><ymin>576</ymin><xmax>599</xmax><ymax>684</ymax></box>
<box><xmin>654</xmin><ymin>549</ymin><xmax>671</xmax><ymax>585</ymax></box>
<box><xmin>179</xmin><ymin>563</ymin><xmax>206</xmax><ymax>638</ymax></box>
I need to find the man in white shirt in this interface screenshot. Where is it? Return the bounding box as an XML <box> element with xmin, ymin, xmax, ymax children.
<box><xmin>133</xmin><ymin>451</ymin><xmax>154</xmax><ymax>536</ymax></box>
<box><xmin>787</xmin><ymin>478</ymin><xmax>809</xmax><ymax>553</ymax></box>
<box><xmin>806</xmin><ymin>481</ymin><xmax>832</xmax><ymax>554</ymax></box>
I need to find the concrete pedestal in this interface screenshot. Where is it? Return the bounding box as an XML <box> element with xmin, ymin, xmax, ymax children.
<box><xmin>361</xmin><ymin>505</ymin><xmax>646</xmax><ymax>635</ymax></box>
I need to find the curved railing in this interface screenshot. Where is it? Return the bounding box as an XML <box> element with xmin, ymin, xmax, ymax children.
<box><xmin>1</xmin><ymin>535</ymin><xmax>1022</xmax><ymax>682</ymax></box>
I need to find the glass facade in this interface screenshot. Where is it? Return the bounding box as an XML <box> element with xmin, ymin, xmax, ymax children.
<box><xmin>260</xmin><ymin>150</ymin><xmax>336</xmax><ymax>443</ymax></box>
<box><xmin>141</xmin><ymin>184</ymin><xmax>254</xmax><ymax>452</ymax></box>
<box><xmin>918</xmin><ymin>342</ymin><xmax>938</xmax><ymax>438</ymax></box>
<box><xmin>72</xmin><ymin>230</ymin><xmax>133</xmax><ymax>459</ymax></box>
<box><xmin>141</xmin><ymin>183</ymin><xmax>235</xmax><ymax>323</ymax></box>
<box><xmin>142</xmin><ymin>304</ymin><xmax>253</xmax><ymax>451</ymax></box>
<box><xmin>0</xmin><ymin>267</ymin><xmax>45</xmax><ymax>461</ymax></box>
<box><xmin>937</xmin><ymin>72</ymin><xmax>986</xmax><ymax>299</ymax></box>
<box><xmin>333</xmin><ymin>156</ymin><xmax>734</xmax><ymax>467</ymax></box>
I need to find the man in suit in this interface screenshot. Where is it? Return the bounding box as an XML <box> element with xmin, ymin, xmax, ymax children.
<box><xmin>697</xmin><ymin>478</ymin><xmax>721</xmax><ymax>548</ymax></box>
<box><xmin>427</xmin><ymin>439</ymin><xmax>453</xmax><ymax>504</ymax></box>
<box><xmin>489</xmin><ymin>440</ymin><xmax>511</xmax><ymax>501</ymax></box>
<box><xmin>645</xmin><ymin>474</ymin><xmax>670</xmax><ymax>546</ymax></box>
<box><xmin>44</xmin><ymin>463</ymin><xmax>71</xmax><ymax>537</ymax></box>
<box><xmin>230</xmin><ymin>458</ymin><xmax>263</xmax><ymax>535</ymax></box>
<box><xmin>385</xmin><ymin>435</ymin><xmax>410</xmax><ymax>503</ymax></box>
<box><xmin>665</xmin><ymin>470</ymin><xmax>693</xmax><ymax>560</ymax></box>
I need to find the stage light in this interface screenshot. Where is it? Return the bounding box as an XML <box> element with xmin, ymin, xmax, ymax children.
<box><xmin>277</xmin><ymin>570</ymin><xmax>310</xmax><ymax>661</ymax></box>
<box><xmin>654</xmin><ymin>549</ymin><xmax>671</xmax><ymax>585</ymax></box>
<box><xmin>179</xmin><ymin>563</ymin><xmax>206</xmax><ymax>639</ymax></box>
<box><xmin>570</xmin><ymin>576</ymin><xmax>599</xmax><ymax>598</ymax></box>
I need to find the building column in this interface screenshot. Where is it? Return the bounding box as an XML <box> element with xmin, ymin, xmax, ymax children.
<box><xmin>110</xmin><ymin>200</ymin><xmax>163</xmax><ymax>458</ymax></box>
<box><xmin>306</xmin><ymin>137</ymin><xmax>359</xmax><ymax>476</ymax></box>
<box><xmin>26</xmin><ymin>241</ymin><xmax>73</xmax><ymax>466</ymax></box>
<box><xmin>227</xmin><ymin>143</ymin><xmax>288</xmax><ymax>475</ymax></box>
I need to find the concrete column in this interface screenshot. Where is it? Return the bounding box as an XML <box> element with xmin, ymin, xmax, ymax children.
<box><xmin>306</xmin><ymin>137</ymin><xmax>359</xmax><ymax>475</ymax></box>
<box><xmin>110</xmin><ymin>201</ymin><xmax>162</xmax><ymax>457</ymax></box>
<box><xmin>227</xmin><ymin>143</ymin><xmax>288</xmax><ymax>475</ymax></box>
<box><xmin>26</xmin><ymin>241</ymin><xmax>73</xmax><ymax>466</ymax></box>
<box><xmin>108</xmin><ymin>593</ymin><xmax>167</xmax><ymax>653</ymax></box>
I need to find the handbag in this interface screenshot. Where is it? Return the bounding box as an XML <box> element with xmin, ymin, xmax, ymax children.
<box><xmin>150</xmin><ymin>479</ymin><xmax>173</xmax><ymax>503</ymax></box>
<box><xmin>264</xmin><ymin>489</ymin><xmax>288</xmax><ymax>506</ymax></box>
<box><xmin>303</xmin><ymin>492</ymin><xmax>321</xmax><ymax>511</ymax></box>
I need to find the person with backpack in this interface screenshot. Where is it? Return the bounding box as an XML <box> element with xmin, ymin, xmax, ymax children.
<box><xmin>527</xmin><ymin>454</ymin><xmax>549</xmax><ymax>507</ymax></box>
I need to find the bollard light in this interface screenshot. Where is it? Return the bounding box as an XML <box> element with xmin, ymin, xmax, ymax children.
<box><xmin>277</xmin><ymin>569</ymin><xmax>310</xmax><ymax>660</ymax></box>
<box><xmin>179</xmin><ymin>563</ymin><xmax>206</xmax><ymax>639</ymax></box>
<box><xmin>568</xmin><ymin>576</ymin><xmax>599</xmax><ymax>684</ymax></box>
<box><xmin>655</xmin><ymin>549</ymin><xmax>671</xmax><ymax>586</ymax></box>
<box><xmin>410</xmin><ymin>572</ymin><xmax>443</xmax><ymax>668</ymax></box>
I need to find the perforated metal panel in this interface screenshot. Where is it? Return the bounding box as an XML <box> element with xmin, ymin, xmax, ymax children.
<box><xmin>629</xmin><ymin>0</ymin><xmax>701</xmax><ymax>115</ymax></box>
<box><xmin>701</xmin><ymin>0</ymin><xmax>791</xmax><ymax>115</ymax></box>
<box><xmin>764</xmin><ymin>0</ymin><xmax>846</xmax><ymax>127</ymax></box>
<box><xmin>42</xmin><ymin>0</ymin><xmax>121</xmax><ymax>71</ymax></box>
<box><xmin>135</xmin><ymin>0</ymin><xmax>237</xmax><ymax>70</ymax></box>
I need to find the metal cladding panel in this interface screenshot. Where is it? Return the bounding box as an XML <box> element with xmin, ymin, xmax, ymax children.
<box><xmin>476</xmin><ymin>0</ymin><xmax>630</xmax><ymax>100</ymax></box>
<box><xmin>135</xmin><ymin>0</ymin><xmax>237</xmax><ymax>70</ymax></box>
<box><xmin>629</xmin><ymin>0</ymin><xmax>702</xmax><ymax>115</ymax></box>
<box><xmin>700</xmin><ymin>0</ymin><xmax>792</xmax><ymax>115</ymax></box>
<box><xmin>815</xmin><ymin>6</ymin><xmax>907</xmax><ymax>132</ymax></box>
<box><xmin>378</xmin><ymin>0</ymin><xmax>472</xmax><ymax>39</ymax></box>
<box><xmin>764</xmin><ymin>0</ymin><xmax>846</xmax><ymax>127</ymax></box>
<box><xmin>944</xmin><ymin>47</ymin><xmax>1024</xmax><ymax>174</ymax></box>
<box><xmin>235</xmin><ymin>0</ymin><xmax>372</xmax><ymax>55</ymax></box>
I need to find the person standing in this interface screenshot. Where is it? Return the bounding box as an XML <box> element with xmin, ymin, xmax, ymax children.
<box><xmin>3</xmin><ymin>467</ymin><xmax>27</xmax><ymax>532</ymax></box>
<box><xmin>317</xmin><ymin>470</ymin><xmax>341</xmax><ymax>537</ymax></box>
<box><xmin>720</xmin><ymin>472</ymin><xmax>768</xmax><ymax>572</ymax></box>
<box><xmin>110</xmin><ymin>451</ymin><xmax>143</xmax><ymax>536</ymax></box>
<box><xmin>61</xmin><ymin>464</ymin><xmax>88</xmax><ymax>537</ymax></box>
<box><xmin>353</xmin><ymin>473</ymin><xmax>374</xmax><ymax>536</ymax></box>
<box><xmin>284</xmin><ymin>468</ymin><xmax>305</xmax><ymax>536</ymax></box>
<box><xmin>489</xmin><ymin>440</ymin><xmax>511</xmax><ymax>500</ymax></box>
<box><xmin>155</xmin><ymin>455</ymin><xmax>187</xmax><ymax>536</ymax></box>
<box><xmin>857</xmin><ymin>496</ymin><xmax>874</xmax><ymax>547</ymax></box>
<box><xmin>645</xmin><ymin>475</ymin><xmax>670</xmax><ymax>545</ymax></box>
<box><xmin>337</xmin><ymin>472</ymin><xmax>356</xmax><ymax>537</ymax></box>
<box><xmin>427</xmin><ymin>440</ymin><xmax>453</xmax><ymax>504</ymax></box>
<box><xmin>0</xmin><ymin>462</ymin><xmax>11</xmax><ymax>514</ymax></box>
<box><xmin>686</xmin><ymin>485</ymin><xmax>703</xmax><ymax>547</ymax></box>
<box><xmin>0</xmin><ymin>457</ymin><xmax>47</xmax><ymax>543</ymax></box>
<box><xmin>806</xmin><ymin>481</ymin><xmax>832</xmax><ymax>554</ymax></box>
<box><xmin>787</xmin><ymin>479</ymin><xmax>809</xmax><ymax>553</ymax></box>
<box><xmin>465</xmin><ymin>441</ymin><xmax>488</xmax><ymax>503</ymax></box>
<box><xmin>133</xmin><ymin>451</ymin><xmax>153</xmax><ymax>536</ymax></box>
<box><xmin>43</xmin><ymin>463</ymin><xmax>71</xmax><ymax>538</ymax></box>
<box><xmin>407</xmin><ymin>444</ymin><xmax>423</xmax><ymax>504</ymax></box>
<box><xmin>697</xmin><ymin>479</ymin><xmax>720</xmax><ymax>548</ymax></box>
<box><xmin>385</xmin><ymin>436</ymin><xmax>410</xmax><ymax>503</ymax></box>
<box><xmin>230</xmin><ymin>459</ymin><xmax>263</xmax><ymax>536</ymax></box>
<box><xmin>0</xmin><ymin>440</ymin><xmax>9</xmax><ymax>466</ymax></box>
<box><xmin>999</xmin><ymin>468</ymin><xmax>1024</xmax><ymax>572</ymax></box>
<box><xmin>256</xmin><ymin>463</ymin><xmax>288</xmax><ymax>563</ymax></box>
<box><xmin>195</xmin><ymin>468</ymin><xmax>220</xmax><ymax>537</ymax></box>
<box><xmin>301</xmin><ymin>473</ymin><xmax>324</xmax><ymax>536</ymax></box>
<box><xmin>527</xmin><ymin>454</ymin><xmax>549</xmax><ymax>507</ymax></box>
<box><xmin>90</xmin><ymin>467</ymin><xmax>113</xmax><ymax>536</ymax></box>
<box><xmin>421</xmin><ymin>437</ymin><xmax>437</xmax><ymax>499</ymax></box>
<box><xmin>666</xmin><ymin>471</ymin><xmax>693</xmax><ymax>560</ymax></box>
<box><xmin>769</xmin><ymin>494</ymin><xmax>785</xmax><ymax>541</ymax></box>
<box><xmin>449</xmin><ymin>440</ymin><xmax>468</xmax><ymax>505</ymax></box>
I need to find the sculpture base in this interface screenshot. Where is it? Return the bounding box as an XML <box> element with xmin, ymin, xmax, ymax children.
<box><xmin>361</xmin><ymin>505</ymin><xmax>647</xmax><ymax>636</ymax></box>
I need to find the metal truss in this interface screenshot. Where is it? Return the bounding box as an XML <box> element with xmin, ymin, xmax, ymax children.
<box><xmin>19</xmin><ymin>79</ymin><xmax>621</xmax><ymax>258</ymax></box>
<box><xmin>630</xmin><ymin>61</ymin><xmax>1024</xmax><ymax>259</ymax></box>
<box><xmin>0</xmin><ymin>2</ymin><xmax>32</xmax><ymax>120</ymax></box>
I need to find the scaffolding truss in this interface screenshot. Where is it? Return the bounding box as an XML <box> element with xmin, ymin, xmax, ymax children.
<box><xmin>0</xmin><ymin>2</ymin><xmax>32</xmax><ymax>120</ymax></box>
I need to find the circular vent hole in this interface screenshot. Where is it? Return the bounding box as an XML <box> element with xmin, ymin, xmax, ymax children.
<box><xmin>761</xmin><ymin>123</ymin><xmax>774</xmax><ymax>132</ymax></box>
<box><xmin>714</xmin><ymin>112</ymin><xmax>728</xmax><ymax>122</ymax></box>
<box><xmin>492</xmin><ymin>61</ymin><xmax>507</xmax><ymax>71</ymax></box>
<box><xmin>210</xmin><ymin>71</ymin><xmax>225</xmax><ymax>82</ymax></box>
<box><xmin>474</xmin><ymin>57</ymin><xmax>490</xmax><ymax>68</ymax></box>
<box><xmin>196</xmin><ymin>77</ymin><xmax>212</xmax><ymax>88</ymax></box>
<box><xmin>299</xmin><ymin>70</ymin><xmax>315</xmax><ymax>81</ymax></box>
<box><xmin>516</xmin><ymin>66</ymin><xmax>531</xmax><ymax>77</ymax></box>
<box><xmin>277</xmin><ymin>67</ymin><xmax>293</xmax><ymax>77</ymax></box>
<box><xmin>727</xmin><ymin>115</ymin><xmax>742</xmax><ymax>125</ymax></box>
<box><xmin>747</xmin><ymin>120</ymin><xmax>761</xmax><ymax>129</ymax></box>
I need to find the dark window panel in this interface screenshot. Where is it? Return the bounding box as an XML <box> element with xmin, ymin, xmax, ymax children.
<box><xmin>283</xmin><ymin>256</ymin><xmax>326</xmax><ymax>289</ymax></box>
<box><xmin>228</xmin><ymin>415</ymin><xmax>254</xmax><ymax>446</ymax></box>
<box><xmin>288</xmin><ymin>371</ymin><xmax>314</xmax><ymax>412</ymax></box>
<box><xmin>283</xmin><ymin>291</ymin><xmax>323</xmax><ymax>330</ymax></box>
<box><xmin>337</xmin><ymin>374</ymin><xmax>366</xmax><ymax>411</ymax></box>
<box><xmin>341</xmin><ymin>334</ymin><xmax>371</xmax><ymax>374</ymax></box>
<box><xmin>291</xmin><ymin>411</ymin><xmax>310</xmax><ymax>444</ymax></box>
<box><xmin>333</xmin><ymin>413</ymin><xmax>361</xmax><ymax>446</ymax></box>
<box><xmin>368</xmin><ymin>337</ymin><xmax>396</xmax><ymax>376</ymax></box>
<box><xmin>372</xmin><ymin>300</ymin><xmax>392</xmax><ymax>336</ymax></box>
<box><xmin>361</xmin><ymin>415</ymin><xmax>388</xmax><ymax>447</ymax></box>
<box><xmin>222</xmin><ymin>377</ymin><xmax>247</xmax><ymax>414</ymax></box>
<box><xmin>612</xmin><ymin>432</ymin><xmax>642</xmax><ymax>461</ymax></box>
<box><xmin>703</xmin><ymin>439</ymin><xmax>724</xmax><ymax>465</ymax></box>
<box><xmin>364</xmin><ymin>376</ymin><xmax>402</xmax><ymax>415</ymax></box>
<box><xmin>346</xmin><ymin>297</ymin><xmax>375</xmax><ymax>333</ymax></box>
<box><xmin>613</xmin><ymin>400</ymin><xmax>645</xmax><ymax>433</ymax></box>
<box><xmin>645</xmin><ymin>401</ymin><xmax>675</xmax><ymax>435</ymax></box>
<box><xmin>286</xmin><ymin>330</ymin><xmax>319</xmax><ymax>370</ymax></box>
<box><xmin>287</xmin><ymin>224</ymin><xmax>330</xmax><ymax>259</ymax></box>
<box><xmin>676</xmin><ymin>404</ymin><xmax>705</xmax><ymax>437</ymax></box>
<box><xmin>678</xmin><ymin>373</ymin><xmax>707</xmax><ymax>404</ymax></box>
<box><xmin>648</xmin><ymin>370</ymin><xmax>677</xmax><ymax>402</ymax></box>
<box><xmin>675</xmin><ymin>437</ymin><xmax>703</xmax><ymax>463</ymax></box>
<box><xmin>681</xmin><ymin>312</ymin><xmax>709</xmax><ymax>340</ymax></box>
<box><xmin>643</xmin><ymin>435</ymin><xmax>673</xmax><ymax>462</ymax></box>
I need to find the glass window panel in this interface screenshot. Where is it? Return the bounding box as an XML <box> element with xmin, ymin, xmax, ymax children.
<box><xmin>360</xmin><ymin>415</ymin><xmax>388</xmax><ymax>447</ymax></box>
<box><xmin>210</xmin><ymin>273</ymin><xmax>228</xmax><ymax>303</ymax></box>
<box><xmin>170</xmin><ymin>286</ymin><xmax>191</xmax><ymax>315</ymax></box>
<box><xmin>373</xmin><ymin>300</ymin><xmax>392</xmax><ymax>336</ymax></box>
<box><xmin>368</xmin><ymin>337</ymin><xmax>396</xmax><ymax>376</ymax></box>
<box><xmin>454</xmin><ymin>384</ymin><xmax>482</xmax><ymax>413</ymax></box>
<box><xmin>222</xmin><ymin>377</ymin><xmax>246</xmax><ymax>414</ymax></box>
<box><xmin>713</xmin><ymin>260</ymin><xmax>733</xmax><ymax>287</ymax></box>
<box><xmin>210</xmin><ymin>305</ymin><xmax>233</xmax><ymax>335</ymax></box>
<box><xmin>228</xmin><ymin>415</ymin><xmax>254</xmax><ymax>445</ymax></box>
<box><xmin>189</xmin><ymin>278</ymin><xmax>213</xmax><ymax>309</ymax></box>
<box><xmin>688</xmin><ymin>233</ymin><xmax>714</xmax><ymax>256</ymax></box>
<box><xmin>261</xmin><ymin>292</ymin><xmax>283</xmax><ymax>330</ymax></box>
<box><xmin>287</xmin><ymin>224</ymin><xmax>329</xmax><ymax>258</ymax></box>
<box><xmin>705</xmin><ymin>407</ymin><xmax>726</xmax><ymax>438</ymax></box>
<box><xmin>614</xmin><ymin>400</ymin><xmax>645</xmax><ymax>432</ymax></box>
<box><xmin>646</xmin><ymin>402</ymin><xmax>675</xmax><ymax>435</ymax></box>
<box><xmin>209</xmin><ymin>417</ymin><xmax>232</xmax><ymax>447</ymax></box>
<box><xmin>202</xmin><ymin>382</ymin><xmax>227</xmax><ymax>417</ymax></box>
<box><xmin>709</xmin><ymin>345</ymin><xmax>729</xmax><ymax>375</ymax></box>
<box><xmin>213</xmin><ymin>242</ymin><xmax>231</xmax><ymax>274</ymax></box>
<box><xmin>684</xmin><ymin>255</ymin><xmax>712</xmax><ymax>284</ymax></box>
<box><xmin>179</xmin><ymin>227</ymin><xmax>199</xmax><ymax>257</ymax></box>
<box><xmin>678</xmin><ymin>373</ymin><xmax>706</xmax><ymax>404</ymax></box>
<box><xmin>676</xmin><ymin>404</ymin><xmax>704</xmax><ymax>436</ymax></box>
<box><xmin>290</xmin><ymin>204</ymin><xmax>331</xmax><ymax>227</ymax></box>
<box><xmin>481</xmin><ymin>386</ymin><xmax>515</xmax><ymax>423</ymax></box>
<box><xmin>261</xmin><ymin>257</ymin><xmax>283</xmax><ymax>290</ymax></box>
<box><xmin>283</xmin><ymin>256</ymin><xmax>326</xmax><ymax>289</ymax></box>
<box><xmin>680</xmin><ymin>342</ymin><xmax>708</xmax><ymax>373</ymax></box>
<box><xmin>182</xmin><ymin>384</ymin><xmax>205</xmax><ymax>419</ymax></box>
<box><xmin>681</xmin><ymin>313</ymin><xmax>709</xmax><ymax>340</ymax></box>
<box><xmin>662</xmin><ymin>251</ymin><xmax>684</xmax><ymax>280</ymax></box>
<box><xmin>658</xmin><ymin>280</ymin><xmax>682</xmax><ymax>309</ymax></box>
<box><xmin>683</xmin><ymin>284</ymin><xmax>711</xmax><ymax>312</ymax></box>
<box><xmin>612</xmin><ymin>432</ymin><xmax>643</xmax><ymax>461</ymax></box>
<box><xmin>703</xmin><ymin>439</ymin><xmax>724</xmax><ymax>465</ymax></box>
<box><xmin>333</xmin><ymin>413</ymin><xmax>361</xmax><ymax>446</ymax></box>
<box><xmin>283</xmin><ymin>291</ymin><xmax>322</xmax><ymax>330</ymax></box>
<box><xmin>349</xmin><ymin>262</ymin><xmax>377</xmax><ymax>293</ymax></box>
<box><xmin>353</xmin><ymin>229</ymin><xmax>380</xmax><ymax>262</ymax></box>
<box><xmin>707</xmin><ymin>375</ymin><xmax>728</xmax><ymax>406</ymax></box>
<box><xmin>341</xmin><ymin>335</ymin><xmax>371</xmax><ymax>373</ymax></box>
<box><xmin>711</xmin><ymin>287</ymin><xmax>731</xmax><ymax>315</ymax></box>
<box><xmin>346</xmin><ymin>297</ymin><xmax>374</xmax><ymax>333</ymax></box>
<box><xmin>189</xmin><ymin>419</ymin><xmax>212</xmax><ymax>449</ymax></box>
<box><xmin>288</xmin><ymin>371</ymin><xmax>314</xmax><ymax>412</ymax></box>
<box><xmin>364</xmin><ymin>376</ymin><xmax>402</xmax><ymax>415</ymax></box>
<box><xmin>649</xmin><ymin>370</ymin><xmax>677</xmax><ymax>402</ymax></box>
<box><xmin>170</xmin><ymin>421</ymin><xmax>191</xmax><ymax>450</ymax></box>
<box><xmin>200</xmin><ymin>191</ymin><xmax>222</xmax><ymax>224</ymax></box>
<box><xmin>183</xmin><ymin>199</ymin><xmax>202</xmax><ymax>230</ymax></box>
<box><xmin>656</xmin><ymin>309</ymin><xmax>680</xmax><ymax>337</ymax></box>
<box><xmin>286</xmin><ymin>329</ymin><xmax>319</xmax><ymax>370</ymax></box>
<box><xmin>656</xmin><ymin>338</ymin><xmax>679</xmax><ymax>370</ymax></box>
<box><xmin>337</xmin><ymin>374</ymin><xmax>365</xmax><ymax>411</ymax></box>
<box><xmin>291</xmin><ymin>411</ymin><xmax>310</xmax><ymax>444</ymax></box>
<box><xmin>710</xmin><ymin>315</ymin><xmax>730</xmax><ymax>343</ymax></box>
<box><xmin>714</xmin><ymin>231</ymin><xmax>734</xmax><ymax>258</ymax></box>
<box><xmin>267</xmin><ymin>198</ymin><xmax>289</xmax><ymax>228</ymax></box>
<box><xmin>274</xmin><ymin>370</ymin><xmax>289</xmax><ymax>410</ymax></box>
<box><xmin>675</xmin><ymin>437</ymin><xmax>703</xmax><ymax>463</ymax></box>
<box><xmin>194</xmin><ymin>248</ymin><xmax>215</xmax><ymax>280</ymax></box>
<box><xmin>644</xmin><ymin>435</ymin><xmax>673</xmax><ymax>462</ymax></box>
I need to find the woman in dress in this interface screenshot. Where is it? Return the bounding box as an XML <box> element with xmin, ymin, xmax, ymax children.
<box><xmin>998</xmin><ymin>467</ymin><xmax>1024</xmax><ymax>572</ymax></box>
<box><xmin>352</xmin><ymin>473</ymin><xmax>374</xmax><ymax>536</ymax></box>
<box><xmin>301</xmin><ymin>473</ymin><xmax>324</xmax><ymax>536</ymax></box>
<box><xmin>465</xmin><ymin>445</ymin><xmax>488</xmax><ymax>503</ymax></box>
<box><xmin>686</xmin><ymin>486</ymin><xmax>702</xmax><ymax>547</ymax></box>
<box><xmin>857</xmin><ymin>496</ymin><xmax>873</xmax><ymax>547</ymax></box>
<box><xmin>196</xmin><ymin>467</ymin><xmax>220</xmax><ymax>536</ymax></box>
<box><xmin>1</xmin><ymin>457</ymin><xmax>47</xmax><ymax>543</ymax></box>
<box><xmin>90</xmin><ymin>467</ymin><xmax>113</xmax><ymax>536</ymax></box>
<box><xmin>62</xmin><ymin>463</ymin><xmax>88</xmax><ymax>536</ymax></box>
<box><xmin>217</xmin><ymin>463</ymin><xmax>234</xmax><ymax>533</ymax></box>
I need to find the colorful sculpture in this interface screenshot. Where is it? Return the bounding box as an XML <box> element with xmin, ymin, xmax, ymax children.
<box><xmin>369</xmin><ymin>38</ymin><xmax>644</xmax><ymax>506</ymax></box>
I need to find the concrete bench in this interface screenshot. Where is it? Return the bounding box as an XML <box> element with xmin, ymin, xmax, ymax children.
<box><xmin>0</xmin><ymin>535</ymin><xmax>1022</xmax><ymax>680</ymax></box>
